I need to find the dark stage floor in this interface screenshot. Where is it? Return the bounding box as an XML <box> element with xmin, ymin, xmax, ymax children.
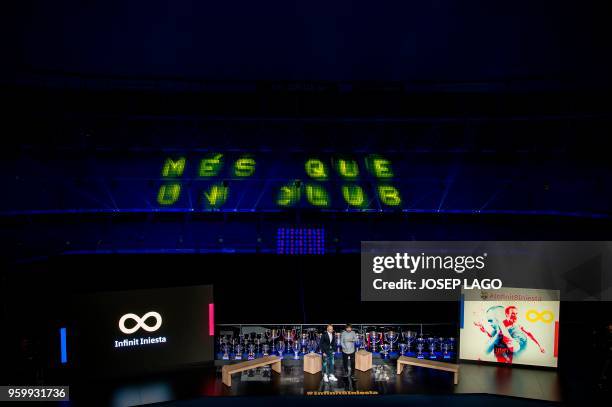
<box><xmin>70</xmin><ymin>358</ymin><xmax>563</xmax><ymax>406</ymax></box>
<box><xmin>157</xmin><ymin>394</ymin><xmax>558</xmax><ymax>407</ymax></box>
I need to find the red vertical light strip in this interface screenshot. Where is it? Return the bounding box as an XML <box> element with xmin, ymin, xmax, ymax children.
<box><xmin>553</xmin><ymin>321</ymin><xmax>559</xmax><ymax>357</ymax></box>
<box><xmin>208</xmin><ymin>303</ymin><xmax>215</xmax><ymax>336</ymax></box>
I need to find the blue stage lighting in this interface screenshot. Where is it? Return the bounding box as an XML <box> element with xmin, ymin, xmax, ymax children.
<box><xmin>276</xmin><ymin>227</ymin><xmax>325</xmax><ymax>255</ymax></box>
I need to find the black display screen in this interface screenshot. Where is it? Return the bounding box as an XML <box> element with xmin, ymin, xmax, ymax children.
<box><xmin>75</xmin><ymin>285</ymin><xmax>214</xmax><ymax>376</ymax></box>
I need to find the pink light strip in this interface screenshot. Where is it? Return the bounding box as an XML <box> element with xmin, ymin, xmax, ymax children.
<box><xmin>208</xmin><ymin>303</ymin><xmax>215</xmax><ymax>336</ymax></box>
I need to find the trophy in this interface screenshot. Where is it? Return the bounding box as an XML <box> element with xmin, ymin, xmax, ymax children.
<box><xmin>404</xmin><ymin>331</ymin><xmax>416</xmax><ymax>354</ymax></box>
<box><xmin>335</xmin><ymin>332</ymin><xmax>342</xmax><ymax>354</ymax></box>
<box><xmin>230</xmin><ymin>337</ymin><xmax>237</xmax><ymax>352</ymax></box>
<box><xmin>218</xmin><ymin>335</ymin><xmax>227</xmax><ymax>356</ymax></box>
<box><xmin>262</xmin><ymin>344</ymin><xmax>270</xmax><ymax>356</ymax></box>
<box><xmin>248</xmin><ymin>344</ymin><xmax>255</xmax><ymax>360</ymax></box>
<box><xmin>316</xmin><ymin>333</ymin><xmax>323</xmax><ymax>354</ymax></box>
<box><xmin>354</xmin><ymin>333</ymin><xmax>364</xmax><ymax>351</ymax></box>
<box><xmin>381</xmin><ymin>343</ymin><xmax>391</xmax><ymax>359</ymax></box>
<box><xmin>217</xmin><ymin>335</ymin><xmax>225</xmax><ymax>351</ymax></box>
<box><xmin>234</xmin><ymin>344</ymin><xmax>243</xmax><ymax>360</ymax></box>
<box><xmin>427</xmin><ymin>336</ymin><xmax>436</xmax><ymax>359</ymax></box>
<box><xmin>385</xmin><ymin>331</ymin><xmax>398</xmax><ymax>352</ymax></box>
<box><xmin>292</xmin><ymin>342</ymin><xmax>300</xmax><ymax>359</ymax></box>
<box><xmin>448</xmin><ymin>337</ymin><xmax>456</xmax><ymax>352</ymax></box>
<box><xmin>300</xmin><ymin>334</ymin><xmax>309</xmax><ymax>354</ymax></box>
<box><xmin>255</xmin><ymin>337</ymin><xmax>262</xmax><ymax>354</ymax></box>
<box><xmin>416</xmin><ymin>335</ymin><xmax>425</xmax><ymax>359</ymax></box>
<box><xmin>373</xmin><ymin>365</ymin><xmax>390</xmax><ymax>382</ymax></box>
<box><xmin>275</xmin><ymin>340</ymin><xmax>285</xmax><ymax>359</ymax></box>
<box><xmin>307</xmin><ymin>339</ymin><xmax>318</xmax><ymax>353</ymax></box>
<box><xmin>442</xmin><ymin>340</ymin><xmax>451</xmax><ymax>359</ymax></box>
<box><xmin>284</xmin><ymin>329</ymin><xmax>296</xmax><ymax>355</ymax></box>
<box><xmin>222</xmin><ymin>343</ymin><xmax>230</xmax><ymax>360</ymax></box>
<box><xmin>270</xmin><ymin>329</ymin><xmax>280</xmax><ymax>349</ymax></box>
<box><xmin>399</xmin><ymin>343</ymin><xmax>407</xmax><ymax>356</ymax></box>
<box><xmin>264</xmin><ymin>330</ymin><xmax>271</xmax><ymax>352</ymax></box>
<box><xmin>283</xmin><ymin>328</ymin><xmax>296</xmax><ymax>343</ymax></box>
<box><xmin>369</xmin><ymin>331</ymin><xmax>380</xmax><ymax>352</ymax></box>
<box><xmin>307</xmin><ymin>328</ymin><xmax>318</xmax><ymax>341</ymax></box>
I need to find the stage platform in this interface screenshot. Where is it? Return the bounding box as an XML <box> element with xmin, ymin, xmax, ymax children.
<box><xmin>157</xmin><ymin>394</ymin><xmax>558</xmax><ymax>407</ymax></box>
<box><xmin>211</xmin><ymin>359</ymin><xmax>561</xmax><ymax>401</ymax></box>
<box><xmin>71</xmin><ymin>358</ymin><xmax>562</xmax><ymax>406</ymax></box>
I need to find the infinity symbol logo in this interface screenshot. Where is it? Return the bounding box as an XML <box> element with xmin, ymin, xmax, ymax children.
<box><xmin>119</xmin><ymin>311</ymin><xmax>162</xmax><ymax>334</ymax></box>
<box><xmin>525</xmin><ymin>310</ymin><xmax>554</xmax><ymax>323</ymax></box>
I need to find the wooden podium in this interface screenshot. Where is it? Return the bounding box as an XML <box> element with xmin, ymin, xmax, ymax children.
<box><xmin>222</xmin><ymin>356</ymin><xmax>281</xmax><ymax>387</ymax></box>
<box><xmin>397</xmin><ymin>356</ymin><xmax>459</xmax><ymax>385</ymax></box>
<box><xmin>355</xmin><ymin>350</ymin><xmax>372</xmax><ymax>372</ymax></box>
<box><xmin>303</xmin><ymin>352</ymin><xmax>322</xmax><ymax>374</ymax></box>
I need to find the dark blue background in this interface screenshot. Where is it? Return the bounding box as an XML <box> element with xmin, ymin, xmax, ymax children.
<box><xmin>3</xmin><ymin>1</ymin><xmax>610</xmax><ymax>86</ymax></box>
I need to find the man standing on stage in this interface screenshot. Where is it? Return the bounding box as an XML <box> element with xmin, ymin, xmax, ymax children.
<box><xmin>320</xmin><ymin>324</ymin><xmax>338</xmax><ymax>383</ymax></box>
<box><xmin>341</xmin><ymin>323</ymin><xmax>357</xmax><ymax>378</ymax></box>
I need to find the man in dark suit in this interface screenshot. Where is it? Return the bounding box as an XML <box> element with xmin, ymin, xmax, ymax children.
<box><xmin>319</xmin><ymin>324</ymin><xmax>338</xmax><ymax>382</ymax></box>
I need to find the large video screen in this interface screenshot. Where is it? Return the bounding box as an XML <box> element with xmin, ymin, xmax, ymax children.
<box><xmin>75</xmin><ymin>285</ymin><xmax>214</xmax><ymax>375</ymax></box>
<box><xmin>459</xmin><ymin>287</ymin><xmax>560</xmax><ymax>368</ymax></box>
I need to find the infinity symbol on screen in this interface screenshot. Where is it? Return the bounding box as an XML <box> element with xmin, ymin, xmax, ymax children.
<box><xmin>525</xmin><ymin>310</ymin><xmax>554</xmax><ymax>323</ymax></box>
<box><xmin>119</xmin><ymin>311</ymin><xmax>162</xmax><ymax>334</ymax></box>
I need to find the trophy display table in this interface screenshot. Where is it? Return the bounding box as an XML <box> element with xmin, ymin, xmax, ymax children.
<box><xmin>303</xmin><ymin>352</ymin><xmax>322</xmax><ymax>374</ymax></box>
<box><xmin>396</xmin><ymin>356</ymin><xmax>459</xmax><ymax>385</ymax></box>
<box><xmin>355</xmin><ymin>350</ymin><xmax>372</xmax><ymax>372</ymax></box>
<box><xmin>222</xmin><ymin>355</ymin><xmax>282</xmax><ymax>387</ymax></box>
